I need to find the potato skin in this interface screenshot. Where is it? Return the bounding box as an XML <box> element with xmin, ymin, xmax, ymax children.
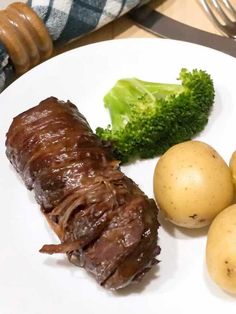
<box><xmin>229</xmin><ymin>151</ymin><xmax>236</xmax><ymax>189</ymax></box>
<box><xmin>153</xmin><ymin>140</ymin><xmax>234</xmax><ymax>228</ymax></box>
<box><xmin>206</xmin><ymin>204</ymin><xmax>236</xmax><ymax>294</ymax></box>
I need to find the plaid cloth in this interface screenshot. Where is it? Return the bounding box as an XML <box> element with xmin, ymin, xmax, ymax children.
<box><xmin>0</xmin><ymin>0</ymin><xmax>149</xmax><ymax>92</ymax></box>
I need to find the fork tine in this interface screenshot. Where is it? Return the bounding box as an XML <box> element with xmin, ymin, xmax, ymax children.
<box><xmin>201</xmin><ymin>0</ymin><xmax>225</xmax><ymax>31</ymax></box>
<box><xmin>201</xmin><ymin>0</ymin><xmax>236</xmax><ymax>36</ymax></box>
<box><xmin>212</xmin><ymin>0</ymin><xmax>233</xmax><ymax>25</ymax></box>
<box><xmin>223</xmin><ymin>0</ymin><xmax>236</xmax><ymax>19</ymax></box>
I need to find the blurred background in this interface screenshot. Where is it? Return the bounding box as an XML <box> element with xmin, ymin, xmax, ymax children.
<box><xmin>0</xmin><ymin>0</ymin><xmax>224</xmax><ymax>36</ymax></box>
<box><xmin>0</xmin><ymin>1</ymin><xmax>232</xmax><ymax>61</ymax></box>
<box><xmin>1</xmin><ymin>0</ymin><xmax>25</xmax><ymax>8</ymax></box>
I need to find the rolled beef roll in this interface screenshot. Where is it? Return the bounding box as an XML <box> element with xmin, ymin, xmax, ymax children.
<box><xmin>5</xmin><ymin>97</ymin><xmax>160</xmax><ymax>290</ymax></box>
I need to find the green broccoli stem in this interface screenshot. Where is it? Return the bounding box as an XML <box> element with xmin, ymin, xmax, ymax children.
<box><xmin>104</xmin><ymin>78</ymin><xmax>184</xmax><ymax>130</ymax></box>
<box><xmin>139</xmin><ymin>80</ymin><xmax>184</xmax><ymax>99</ymax></box>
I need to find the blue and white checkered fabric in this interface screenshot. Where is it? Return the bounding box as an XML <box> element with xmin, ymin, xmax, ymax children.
<box><xmin>0</xmin><ymin>43</ymin><xmax>14</xmax><ymax>92</ymax></box>
<box><xmin>0</xmin><ymin>0</ymin><xmax>148</xmax><ymax>92</ymax></box>
<box><xmin>29</xmin><ymin>0</ymin><xmax>148</xmax><ymax>42</ymax></box>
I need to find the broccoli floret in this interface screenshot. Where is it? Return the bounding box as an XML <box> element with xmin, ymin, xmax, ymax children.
<box><xmin>96</xmin><ymin>68</ymin><xmax>215</xmax><ymax>163</ymax></box>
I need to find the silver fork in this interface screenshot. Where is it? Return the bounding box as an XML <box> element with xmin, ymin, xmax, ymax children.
<box><xmin>200</xmin><ymin>0</ymin><xmax>236</xmax><ymax>38</ymax></box>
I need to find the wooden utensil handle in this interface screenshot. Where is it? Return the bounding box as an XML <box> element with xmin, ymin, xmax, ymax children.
<box><xmin>0</xmin><ymin>2</ymin><xmax>53</xmax><ymax>74</ymax></box>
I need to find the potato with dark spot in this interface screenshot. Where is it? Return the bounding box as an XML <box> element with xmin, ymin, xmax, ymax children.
<box><xmin>153</xmin><ymin>140</ymin><xmax>234</xmax><ymax>228</ymax></box>
<box><xmin>206</xmin><ymin>204</ymin><xmax>236</xmax><ymax>294</ymax></box>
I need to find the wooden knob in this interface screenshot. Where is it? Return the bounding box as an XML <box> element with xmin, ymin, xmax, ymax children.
<box><xmin>0</xmin><ymin>2</ymin><xmax>53</xmax><ymax>74</ymax></box>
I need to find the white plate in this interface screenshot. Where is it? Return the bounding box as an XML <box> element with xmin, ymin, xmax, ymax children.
<box><xmin>0</xmin><ymin>38</ymin><xmax>236</xmax><ymax>314</ymax></box>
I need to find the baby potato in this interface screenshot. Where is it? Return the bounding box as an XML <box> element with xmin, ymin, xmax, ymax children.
<box><xmin>206</xmin><ymin>204</ymin><xmax>236</xmax><ymax>294</ymax></box>
<box><xmin>153</xmin><ymin>140</ymin><xmax>234</xmax><ymax>228</ymax></box>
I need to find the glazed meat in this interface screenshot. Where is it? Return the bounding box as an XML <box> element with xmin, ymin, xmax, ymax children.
<box><xmin>5</xmin><ymin>97</ymin><xmax>160</xmax><ymax>290</ymax></box>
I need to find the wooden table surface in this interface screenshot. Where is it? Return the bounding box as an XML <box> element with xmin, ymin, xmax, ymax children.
<box><xmin>1</xmin><ymin>0</ymin><xmax>235</xmax><ymax>55</ymax></box>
